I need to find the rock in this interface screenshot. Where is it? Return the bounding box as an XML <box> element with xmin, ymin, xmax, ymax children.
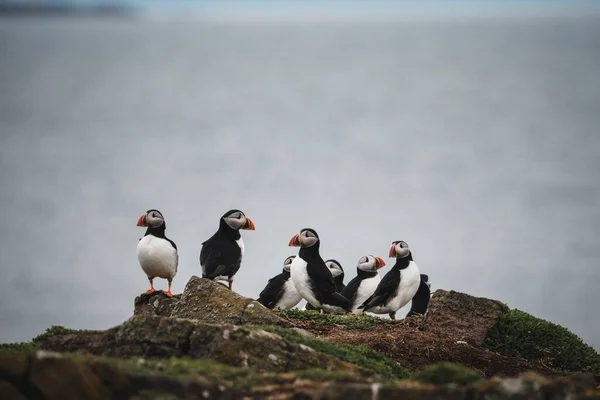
<box><xmin>169</xmin><ymin>276</ymin><xmax>291</xmax><ymax>327</ymax></box>
<box><xmin>421</xmin><ymin>289</ymin><xmax>508</xmax><ymax>345</ymax></box>
<box><xmin>41</xmin><ymin>315</ymin><xmax>360</xmax><ymax>373</ymax></box>
<box><xmin>29</xmin><ymin>351</ymin><xmax>109</xmax><ymax>400</ymax></box>
<box><xmin>0</xmin><ymin>380</ymin><xmax>27</xmax><ymax>400</ymax></box>
<box><xmin>1</xmin><ymin>352</ymin><xmax>598</xmax><ymax>400</ymax></box>
<box><xmin>0</xmin><ymin>351</ymin><xmax>28</xmax><ymax>382</ymax></box>
<box><xmin>134</xmin><ymin>291</ymin><xmax>181</xmax><ymax>317</ymax></box>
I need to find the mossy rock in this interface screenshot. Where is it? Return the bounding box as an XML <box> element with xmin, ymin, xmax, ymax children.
<box><xmin>275</xmin><ymin>309</ymin><xmax>389</xmax><ymax>330</ymax></box>
<box><xmin>413</xmin><ymin>362</ymin><xmax>484</xmax><ymax>386</ymax></box>
<box><xmin>483</xmin><ymin>308</ymin><xmax>600</xmax><ymax>373</ymax></box>
<box><xmin>259</xmin><ymin>325</ymin><xmax>410</xmax><ymax>380</ymax></box>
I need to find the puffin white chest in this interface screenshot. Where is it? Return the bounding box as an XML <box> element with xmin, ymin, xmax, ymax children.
<box><xmin>388</xmin><ymin>261</ymin><xmax>421</xmax><ymax>311</ymax></box>
<box><xmin>137</xmin><ymin>235</ymin><xmax>178</xmax><ymax>280</ymax></box>
<box><xmin>236</xmin><ymin>238</ymin><xmax>245</xmax><ymax>262</ymax></box>
<box><xmin>353</xmin><ymin>275</ymin><xmax>382</xmax><ymax>313</ymax></box>
<box><xmin>275</xmin><ymin>278</ymin><xmax>303</xmax><ymax>309</ymax></box>
<box><xmin>290</xmin><ymin>256</ymin><xmax>319</xmax><ymax>307</ymax></box>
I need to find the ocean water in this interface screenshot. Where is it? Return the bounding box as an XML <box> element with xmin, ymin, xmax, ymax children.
<box><xmin>1</xmin><ymin>3</ymin><xmax>599</xmax><ymax>349</ymax></box>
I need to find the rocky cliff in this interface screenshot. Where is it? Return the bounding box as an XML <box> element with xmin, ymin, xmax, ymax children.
<box><xmin>1</xmin><ymin>276</ymin><xmax>599</xmax><ymax>399</ymax></box>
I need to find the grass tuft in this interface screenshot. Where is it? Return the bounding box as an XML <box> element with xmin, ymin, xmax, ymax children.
<box><xmin>412</xmin><ymin>362</ymin><xmax>484</xmax><ymax>386</ymax></box>
<box><xmin>32</xmin><ymin>325</ymin><xmax>81</xmax><ymax>344</ymax></box>
<box><xmin>483</xmin><ymin>308</ymin><xmax>600</xmax><ymax>373</ymax></box>
<box><xmin>274</xmin><ymin>309</ymin><xmax>389</xmax><ymax>330</ymax></box>
<box><xmin>258</xmin><ymin>325</ymin><xmax>409</xmax><ymax>380</ymax></box>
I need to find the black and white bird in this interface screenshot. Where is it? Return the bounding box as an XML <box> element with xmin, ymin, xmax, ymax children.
<box><xmin>358</xmin><ymin>241</ymin><xmax>421</xmax><ymax>320</ymax></box>
<box><xmin>325</xmin><ymin>259</ymin><xmax>346</xmax><ymax>292</ymax></box>
<box><xmin>257</xmin><ymin>255</ymin><xmax>303</xmax><ymax>310</ymax></box>
<box><xmin>288</xmin><ymin>228</ymin><xmax>352</xmax><ymax>313</ymax></box>
<box><xmin>306</xmin><ymin>259</ymin><xmax>345</xmax><ymax>311</ymax></box>
<box><xmin>199</xmin><ymin>209</ymin><xmax>255</xmax><ymax>290</ymax></box>
<box><xmin>406</xmin><ymin>274</ymin><xmax>431</xmax><ymax>318</ymax></box>
<box><xmin>136</xmin><ymin>209</ymin><xmax>178</xmax><ymax>297</ymax></box>
<box><xmin>340</xmin><ymin>255</ymin><xmax>386</xmax><ymax>314</ymax></box>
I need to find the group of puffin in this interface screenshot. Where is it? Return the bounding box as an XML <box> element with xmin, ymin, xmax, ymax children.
<box><xmin>136</xmin><ymin>208</ymin><xmax>431</xmax><ymax>320</ymax></box>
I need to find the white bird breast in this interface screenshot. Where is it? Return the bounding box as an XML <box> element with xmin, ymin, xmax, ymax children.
<box><xmin>274</xmin><ymin>279</ymin><xmax>303</xmax><ymax>309</ymax></box>
<box><xmin>352</xmin><ymin>275</ymin><xmax>382</xmax><ymax>313</ymax></box>
<box><xmin>290</xmin><ymin>256</ymin><xmax>320</xmax><ymax>307</ymax></box>
<box><xmin>137</xmin><ymin>235</ymin><xmax>178</xmax><ymax>280</ymax></box>
<box><xmin>367</xmin><ymin>261</ymin><xmax>421</xmax><ymax>314</ymax></box>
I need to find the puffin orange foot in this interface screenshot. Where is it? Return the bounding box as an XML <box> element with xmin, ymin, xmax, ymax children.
<box><xmin>163</xmin><ymin>290</ymin><xmax>173</xmax><ymax>298</ymax></box>
<box><xmin>145</xmin><ymin>288</ymin><xmax>156</xmax><ymax>295</ymax></box>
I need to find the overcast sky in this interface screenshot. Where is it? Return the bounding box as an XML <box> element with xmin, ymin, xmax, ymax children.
<box><xmin>1</xmin><ymin>2</ymin><xmax>599</xmax><ymax>350</ymax></box>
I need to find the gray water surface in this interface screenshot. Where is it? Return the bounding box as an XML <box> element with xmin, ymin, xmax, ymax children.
<box><xmin>1</xmin><ymin>7</ymin><xmax>599</xmax><ymax>348</ymax></box>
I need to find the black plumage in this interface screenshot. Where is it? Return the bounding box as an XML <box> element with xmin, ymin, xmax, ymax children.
<box><xmin>358</xmin><ymin>253</ymin><xmax>413</xmax><ymax>311</ymax></box>
<box><xmin>306</xmin><ymin>259</ymin><xmax>345</xmax><ymax>311</ymax></box>
<box><xmin>257</xmin><ymin>270</ymin><xmax>290</xmax><ymax>309</ymax></box>
<box><xmin>340</xmin><ymin>269</ymin><xmax>378</xmax><ymax>304</ymax></box>
<box><xmin>296</xmin><ymin>232</ymin><xmax>352</xmax><ymax>312</ymax></box>
<box><xmin>200</xmin><ymin>209</ymin><xmax>254</xmax><ymax>290</ymax></box>
<box><xmin>406</xmin><ymin>274</ymin><xmax>431</xmax><ymax>318</ymax></box>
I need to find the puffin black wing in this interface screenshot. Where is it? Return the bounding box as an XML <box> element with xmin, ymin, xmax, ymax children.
<box><xmin>406</xmin><ymin>274</ymin><xmax>431</xmax><ymax>317</ymax></box>
<box><xmin>340</xmin><ymin>276</ymin><xmax>362</xmax><ymax>304</ymax></box>
<box><xmin>306</xmin><ymin>259</ymin><xmax>337</xmax><ymax>296</ymax></box>
<box><xmin>358</xmin><ymin>268</ymin><xmax>401</xmax><ymax>310</ymax></box>
<box><xmin>306</xmin><ymin>260</ymin><xmax>351</xmax><ymax>311</ymax></box>
<box><xmin>199</xmin><ymin>236</ymin><xmax>241</xmax><ymax>279</ymax></box>
<box><xmin>257</xmin><ymin>272</ymin><xmax>289</xmax><ymax>309</ymax></box>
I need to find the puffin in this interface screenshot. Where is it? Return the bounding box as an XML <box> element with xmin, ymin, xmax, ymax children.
<box><xmin>257</xmin><ymin>255</ymin><xmax>303</xmax><ymax>310</ymax></box>
<box><xmin>305</xmin><ymin>259</ymin><xmax>345</xmax><ymax>311</ymax></box>
<box><xmin>136</xmin><ymin>209</ymin><xmax>178</xmax><ymax>297</ymax></box>
<box><xmin>288</xmin><ymin>228</ymin><xmax>352</xmax><ymax>314</ymax></box>
<box><xmin>340</xmin><ymin>255</ymin><xmax>386</xmax><ymax>314</ymax></box>
<box><xmin>326</xmin><ymin>259</ymin><xmax>346</xmax><ymax>292</ymax></box>
<box><xmin>406</xmin><ymin>274</ymin><xmax>431</xmax><ymax>318</ymax></box>
<box><xmin>199</xmin><ymin>209</ymin><xmax>255</xmax><ymax>290</ymax></box>
<box><xmin>358</xmin><ymin>240</ymin><xmax>421</xmax><ymax>320</ymax></box>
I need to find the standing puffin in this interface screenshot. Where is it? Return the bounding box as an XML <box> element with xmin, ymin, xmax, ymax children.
<box><xmin>257</xmin><ymin>255</ymin><xmax>303</xmax><ymax>310</ymax></box>
<box><xmin>358</xmin><ymin>240</ymin><xmax>421</xmax><ymax>320</ymax></box>
<box><xmin>136</xmin><ymin>209</ymin><xmax>178</xmax><ymax>297</ymax></box>
<box><xmin>306</xmin><ymin>259</ymin><xmax>345</xmax><ymax>311</ymax></box>
<box><xmin>326</xmin><ymin>259</ymin><xmax>346</xmax><ymax>292</ymax></box>
<box><xmin>340</xmin><ymin>255</ymin><xmax>386</xmax><ymax>314</ymax></box>
<box><xmin>288</xmin><ymin>228</ymin><xmax>352</xmax><ymax>313</ymax></box>
<box><xmin>199</xmin><ymin>209</ymin><xmax>255</xmax><ymax>290</ymax></box>
<box><xmin>406</xmin><ymin>274</ymin><xmax>431</xmax><ymax>318</ymax></box>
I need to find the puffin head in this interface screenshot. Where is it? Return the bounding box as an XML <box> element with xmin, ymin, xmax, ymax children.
<box><xmin>137</xmin><ymin>209</ymin><xmax>165</xmax><ymax>228</ymax></box>
<box><xmin>357</xmin><ymin>255</ymin><xmax>386</xmax><ymax>272</ymax></box>
<box><xmin>221</xmin><ymin>209</ymin><xmax>255</xmax><ymax>231</ymax></box>
<box><xmin>288</xmin><ymin>228</ymin><xmax>319</xmax><ymax>248</ymax></box>
<box><xmin>282</xmin><ymin>255</ymin><xmax>295</xmax><ymax>272</ymax></box>
<box><xmin>325</xmin><ymin>259</ymin><xmax>344</xmax><ymax>278</ymax></box>
<box><xmin>389</xmin><ymin>240</ymin><xmax>411</xmax><ymax>258</ymax></box>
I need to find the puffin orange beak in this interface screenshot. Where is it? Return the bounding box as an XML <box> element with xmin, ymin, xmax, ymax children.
<box><xmin>375</xmin><ymin>257</ymin><xmax>386</xmax><ymax>269</ymax></box>
<box><xmin>243</xmin><ymin>217</ymin><xmax>256</xmax><ymax>230</ymax></box>
<box><xmin>137</xmin><ymin>214</ymin><xmax>146</xmax><ymax>227</ymax></box>
<box><xmin>388</xmin><ymin>244</ymin><xmax>396</xmax><ymax>258</ymax></box>
<box><xmin>288</xmin><ymin>233</ymin><xmax>300</xmax><ymax>247</ymax></box>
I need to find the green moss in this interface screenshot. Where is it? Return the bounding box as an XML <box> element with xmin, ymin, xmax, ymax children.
<box><xmin>296</xmin><ymin>368</ymin><xmax>367</xmax><ymax>382</ymax></box>
<box><xmin>133</xmin><ymin>390</ymin><xmax>180</xmax><ymax>400</ymax></box>
<box><xmin>483</xmin><ymin>308</ymin><xmax>600</xmax><ymax>373</ymax></box>
<box><xmin>412</xmin><ymin>362</ymin><xmax>484</xmax><ymax>386</ymax></box>
<box><xmin>275</xmin><ymin>309</ymin><xmax>389</xmax><ymax>330</ymax></box>
<box><xmin>0</xmin><ymin>326</ymin><xmax>80</xmax><ymax>354</ymax></box>
<box><xmin>0</xmin><ymin>341</ymin><xmax>39</xmax><ymax>354</ymax></box>
<box><xmin>258</xmin><ymin>325</ymin><xmax>409</xmax><ymax>380</ymax></box>
<box><xmin>32</xmin><ymin>325</ymin><xmax>81</xmax><ymax>344</ymax></box>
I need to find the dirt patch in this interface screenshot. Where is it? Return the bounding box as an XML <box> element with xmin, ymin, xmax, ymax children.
<box><xmin>292</xmin><ymin>316</ymin><xmax>558</xmax><ymax>378</ymax></box>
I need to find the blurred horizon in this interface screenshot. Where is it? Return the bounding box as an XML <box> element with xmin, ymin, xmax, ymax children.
<box><xmin>1</xmin><ymin>0</ymin><xmax>599</xmax><ymax>352</ymax></box>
